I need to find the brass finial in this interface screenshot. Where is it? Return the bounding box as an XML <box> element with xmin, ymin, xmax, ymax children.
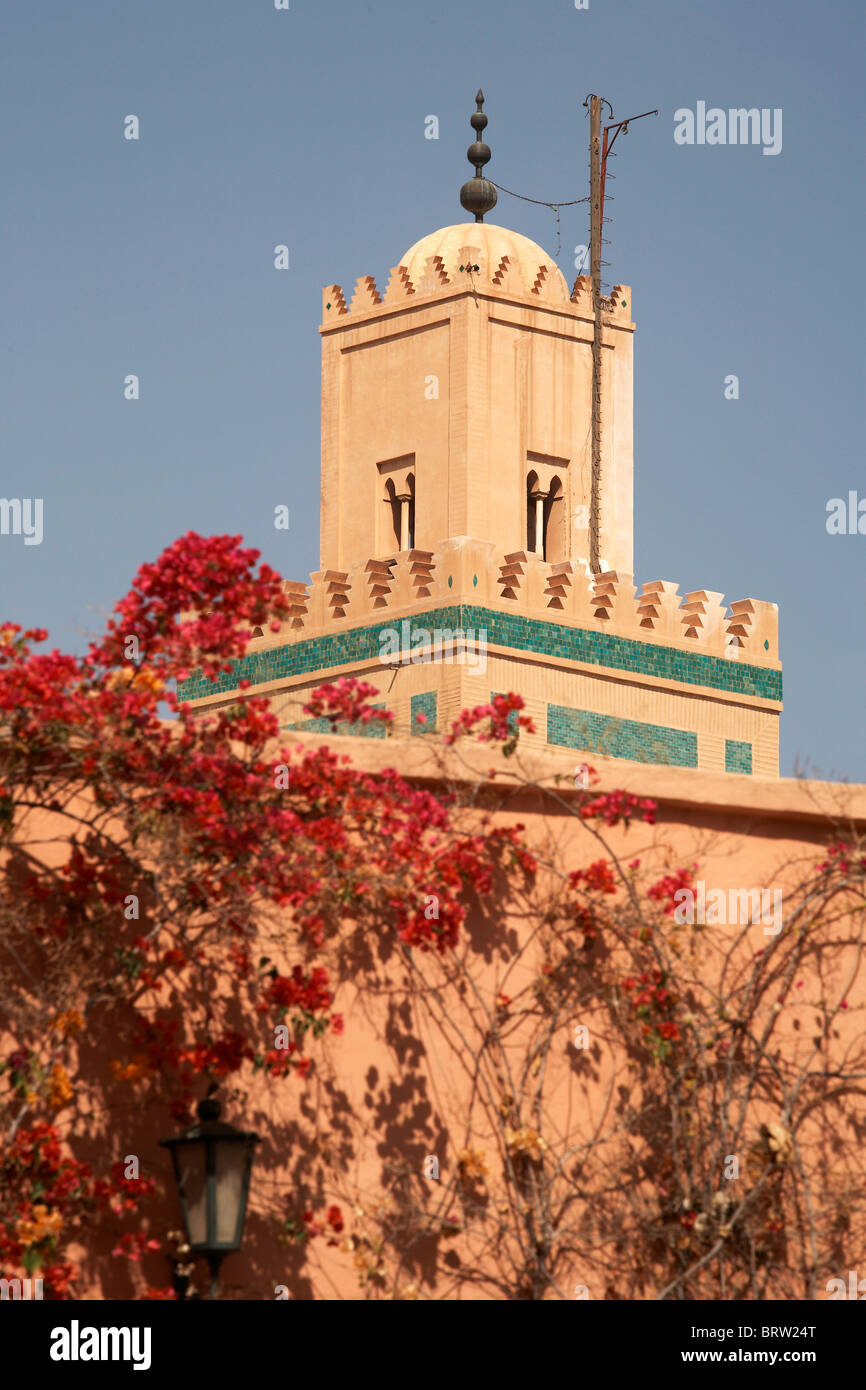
<box><xmin>460</xmin><ymin>89</ymin><xmax>497</xmax><ymax>223</ymax></box>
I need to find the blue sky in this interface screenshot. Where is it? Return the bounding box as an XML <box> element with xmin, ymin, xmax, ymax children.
<box><xmin>1</xmin><ymin>0</ymin><xmax>863</xmax><ymax>778</ymax></box>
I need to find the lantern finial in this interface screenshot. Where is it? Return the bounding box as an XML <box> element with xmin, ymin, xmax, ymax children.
<box><xmin>460</xmin><ymin>89</ymin><xmax>497</xmax><ymax>223</ymax></box>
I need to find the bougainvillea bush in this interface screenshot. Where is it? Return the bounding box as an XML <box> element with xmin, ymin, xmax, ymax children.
<box><xmin>0</xmin><ymin>533</ymin><xmax>544</xmax><ymax>1297</ymax></box>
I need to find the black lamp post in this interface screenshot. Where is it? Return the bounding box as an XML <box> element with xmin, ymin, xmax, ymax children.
<box><xmin>159</xmin><ymin>1092</ymin><xmax>260</xmax><ymax>1299</ymax></box>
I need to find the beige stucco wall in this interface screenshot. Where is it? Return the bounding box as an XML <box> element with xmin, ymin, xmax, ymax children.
<box><xmin>74</xmin><ymin>731</ymin><xmax>864</xmax><ymax>1300</ymax></box>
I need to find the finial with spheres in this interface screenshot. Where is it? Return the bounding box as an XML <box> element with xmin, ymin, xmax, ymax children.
<box><xmin>459</xmin><ymin>89</ymin><xmax>497</xmax><ymax>223</ymax></box>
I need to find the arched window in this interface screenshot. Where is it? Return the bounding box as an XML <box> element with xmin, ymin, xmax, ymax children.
<box><xmin>384</xmin><ymin>478</ymin><xmax>400</xmax><ymax>550</ymax></box>
<box><xmin>406</xmin><ymin>473</ymin><xmax>415</xmax><ymax>550</ymax></box>
<box><xmin>526</xmin><ymin>471</ymin><xmax>540</xmax><ymax>553</ymax></box>
<box><xmin>377</xmin><ymin>454</ymin><xmax>416</xmax><ymax>553</ymax></box>
<box><xmin>384</xmin><ymin>474</ymin><xmax>415</xmax><ymax>551</ymax></box>
<box><xmin>542</xmin><ymin>475</ymin><xmax>565</xmax><ymax>563</ymax></box>
<box><xmin>527</xmin><ymin>469</ymin><xmax>566</xmax><ymax>561</ymax></box>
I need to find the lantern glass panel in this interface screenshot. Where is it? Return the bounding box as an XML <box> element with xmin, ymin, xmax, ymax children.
<box><xmin>176</xmin><ymin>1140</ymin><xmax>208</xmax><ymax>1246</ymax></box>
<box><xmin>215</xmin><ymin>1142</ymin><xmax>249</xmax><ymax>1244</ymax></box>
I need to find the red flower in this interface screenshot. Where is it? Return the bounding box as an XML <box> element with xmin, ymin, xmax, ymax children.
<box><xmin>570</xmin><ymin>859</ymin><xmax>617</xmax><ymax>895</ymax></box>
<box><xmin>648</xmin><ymin>866</ymin><xmax>697</xmax><ymax>916</ymax></box>
<box><xmin>42</xmin><ymin>1263</ymin><xmax>76</xmax><ymax>1299</ymax></box>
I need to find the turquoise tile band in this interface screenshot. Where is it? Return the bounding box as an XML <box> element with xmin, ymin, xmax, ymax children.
<box><xmin>178</xmin><ymin>605</ymin><xmax>782</xmax><ymax>704</ymax></box>
<box><xmin>284</xmin><ymin>704</ymin><xmax>387</xmax><ymax>739</ymax></box>
<box><xmin>548</xmin><ymin>705</ymin><xmax>699</xmax><ymax>767</ymax></box>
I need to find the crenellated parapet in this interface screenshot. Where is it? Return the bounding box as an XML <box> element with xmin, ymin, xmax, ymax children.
<box><xmin>321</xmin><ymin>244</ymin><xmax>634</xmax><ymax>330</ymax></box>
<box><xmin>180</xmin><ymin>531</ymin><xmax>780</xmax><ymax>775</ymax></box>
<box><xmin>244</xmin><ymin>539</ymin><xmax>780</xmax><ymax>674</ymax></box>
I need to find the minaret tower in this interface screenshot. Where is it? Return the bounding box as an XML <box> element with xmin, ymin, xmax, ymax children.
<box><xmin>319</xmin><ymin>90</ymin><xmax>634</xmax><ymax>578</ymax></box>
<box><xmin>183</xmin><ymin>93</ymin><xmax>781</xmax><ymax>777</ymax></box>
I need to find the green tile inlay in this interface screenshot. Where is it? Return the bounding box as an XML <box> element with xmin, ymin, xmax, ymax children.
<box><xmin>725</xmin><ymin>738</ymin><xmax>753</xmax><ymax>774</ymax></box>
<box><xmin>178</xmin><ymin>605</ymin><xmax>782</xmax><ymax>705</ymax></box>
<box><xmin>548</xmin><ymin>704</ymin><xmax>698</xmax><ymax>768</ymax></box>
<box><xmin>286</xmin><ymin>703</ymin><xmax>387</xmax><ymax>740</ymax></box>
<box><xmin>411</xmin><ymin>691</ymin><xmax>437</xmax><ymax>734</ymax></box>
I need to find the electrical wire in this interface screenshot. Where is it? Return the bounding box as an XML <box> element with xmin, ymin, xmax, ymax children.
<box><xmin>488</xmin><ymin>181</ymin><xmax>590</xmax><ymax>259</ymax></box>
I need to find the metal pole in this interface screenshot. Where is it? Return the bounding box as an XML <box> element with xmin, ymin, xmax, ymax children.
<box><xmin>206</xmin><ymin>1253</ymin><xmax>223</xmax><ymax>1300</ymax></box>
<box><xmin>589</xmin><ymin>95</ymin><xmax>602</xmax><ymax>575</ymax></box>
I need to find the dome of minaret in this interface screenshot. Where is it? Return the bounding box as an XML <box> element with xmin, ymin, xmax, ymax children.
<box><xmin>397</xmin><ymin>91</ymin><xmax>570</xmax><ymax>300</ymax></box>
<box><xmin>399</xmin><ymin>222</ymin><xmax>570</xmax><ymax>299</ymax></box>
